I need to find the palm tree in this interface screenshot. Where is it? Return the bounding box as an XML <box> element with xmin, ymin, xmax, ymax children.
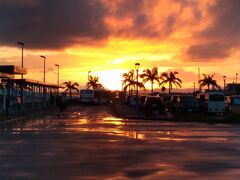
<box><xmin>122</xmin><ymin>70</ymin><xmax>134</xmax><ymax>96</ymax></box>
<box><xmin>123</xmin><ymin>80</ymin><xmax>145</xmax><ymax>94</ymax></box>
<box><xmin>140</xmin><ymin>67</ymin><xmax>160</xmax><ymax>95</ymax></box>
<box><xmin>199</xmin><ymin>73</ymin><xmax>221</xmax><ymax>91</ymax></box>
<box><xmin>86</xmin><ymin>75</ymin><xmax>103</xmax><ymax>89</ymax></box>
<box><xmin>160</xmin><ymin>71</ymin><xmax>182</xmax><ymax>94</ymax></box>
<box><xmin>63</xmin><ymin>81</ymin><xmax>79</xmax><ymax>98</ymax></box>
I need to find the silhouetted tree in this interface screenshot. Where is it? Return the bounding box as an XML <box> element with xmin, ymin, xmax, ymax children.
<box><xmin>63</xmin><ymin>81</ymin><xmax>79</xmax><ymax>98</ymax></box>
<box><xmin>123</xmin><ymin>80</ymin><xmax>145</xmax><ymax>95</ymax></box>
<box><xmin>140</xmin><ymin>67</ymin><xmax>160</xmax><ymax>95</ymax></box>
<box><xmin>86</xmin><ymin>75</ymin><xmax>103</xmax><ymax>89</ymax></box>
<box><xmin>199</xmin><ymin>73</ymin><xmax>221</xmax><ymax>91</ymax></box>
<box><xmin>122</xmin><ymin>70</ymin><xmax>135</xmax><ymax>96</ymax></box>
<box><xmin>160</xmin><ymin>71</ymin><xmax>182</xmax><ymax>94</ymax></box>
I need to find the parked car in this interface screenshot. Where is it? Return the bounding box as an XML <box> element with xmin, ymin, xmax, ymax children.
<box><xmin>79</xmin><ymin>89</ymin><xmax>95</xmax><ymax>104</ymax></box>
<box><xmin>168</xmin><ymin>95</ymin><xmax>180</xmax><ymax>113</ymax></box>
<box><xmin>176</xmin><ymin>95</ymin><xmax>198</xmax><ymax>113</ymax></box>
<box><xmin>196</xmin><ymin>93</ymin><xmax>208</xmax><ymax>113</ymax></box>
<box><xmin>230</xmin><ymin>95</ymin><xmax>240</xmax><ymax>113</ymax></box>
<box><xmin>129</xmin><ymin>96</ymin><xmax>138</xmax><ymax>107</ymax></box>
<box><xmin>142</xmin><ymin>96</ymin><xmax>164</xmax><ymax>115</ymax></box>
<box><xmin>138</xmin><ymin>95</ymin><xmax>147</xmax><ymax>110</ymax></box>
<box><xmin>162</xmin><ymin>94</ymin><xmax>173</xmax><ymax>110</ymax></box>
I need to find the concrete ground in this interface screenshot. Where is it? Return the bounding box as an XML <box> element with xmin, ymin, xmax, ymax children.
<box><xmin>0</xmin><ymin>104</ymin><xmax>240</xmax><ymax>179</ymax></box>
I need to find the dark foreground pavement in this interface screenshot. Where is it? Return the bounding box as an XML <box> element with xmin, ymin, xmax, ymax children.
<box><xmin>0</xmin><ymin>104</ymin><xmax>240</xmax><ymax>179</ymax></box>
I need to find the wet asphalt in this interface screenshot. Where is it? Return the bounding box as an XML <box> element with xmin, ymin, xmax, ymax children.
<box><xmin>0</xmin><ymin>105</ymin><xmax>240</xmax><ymax>179</ymax></box>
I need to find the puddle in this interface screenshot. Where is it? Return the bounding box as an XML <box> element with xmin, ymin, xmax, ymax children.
<box><xmin>2</xmin><ymin>111</ymin><xmax>240</xmax><ymax>143</ymax></box>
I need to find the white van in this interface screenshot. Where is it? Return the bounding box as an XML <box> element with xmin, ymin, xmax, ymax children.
<box><xmin>207</xmin><ymin>91</ymin><xmax>225</xmax><ymax>113</ymax></box>
<box><xmin>79</xmin><ymin>89</ymin><xmax>95</xmax><ymax>104</ymax></box>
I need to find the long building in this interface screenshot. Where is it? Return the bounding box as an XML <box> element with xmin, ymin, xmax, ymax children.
<box><xmin>0</xmin><ymin>65</ymin><xmax>61</xmax><ymax>117</ymax></box>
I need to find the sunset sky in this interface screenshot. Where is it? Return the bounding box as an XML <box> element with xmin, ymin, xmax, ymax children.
<box><xmin>0</xmin><ymin>0</ymin><xmax>240</xmax><ymax>90</ymax></box>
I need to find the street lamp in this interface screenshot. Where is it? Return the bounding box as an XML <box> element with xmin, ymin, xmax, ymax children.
<box><xmin>88</xmin><ymin>71</ymin><xmax>91</xmax><ymax>84</ymax></box>
<box><xmin>55</xmin><ymin>64</ymin><xmax>60</xmax><ymax>86</ymax></box>
<box><xmin>223</xmin><ymin>76</ymin><xmax>226</xmax><ymax>91</ymax></box>
<box><xmin>193</xmin><ymin>82</ymin><xmax>196</xmax><ymax>93</ymax></box>
<box><xmin>135</xmin><ymin>63</ymin><xmax>140</xmax><ymax>97</ymax></box>
<box><xmin>17</xmin><ymin>41</ymin><xmax>24</xmax><ymax>79</ymax></box>
<box><xmin>236</xmin><ymin>73</ymin><xmax>238</xmax><ymax>84</ymax></box>
<box><xmin>40</xmin><ymin>56</ymin><xmax>46</xmax><ymax>82</ymax></box>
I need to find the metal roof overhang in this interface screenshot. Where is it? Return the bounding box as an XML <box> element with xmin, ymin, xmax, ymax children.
<box><xmin>4</xmin><ymin>79</ymin><xmax>63</xmax><ymax>88</ymax></box>
<box><xmin>0</xmin><ymin>72</ymin><xmax>14</xmax><ymax>79</ymax></box>
<box><xmin>0</xmin><ymin>65</ymin><xmax>27</xmax><ymax>75</ymax></box>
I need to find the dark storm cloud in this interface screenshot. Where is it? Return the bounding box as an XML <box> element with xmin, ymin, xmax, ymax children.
<box><xmin>186</xmin><ymin>0</ymin><xmax>240</xmax><ymax>60</ymax></box>
<box><xmin>0</xmin><ymin>0</ymin><xmax>109</xmax><ymax>49</ymax></box>
<box><xmin>187</xmin><ymin>42</ymin><xmax>229</xmax><ymax>59</ymax></box>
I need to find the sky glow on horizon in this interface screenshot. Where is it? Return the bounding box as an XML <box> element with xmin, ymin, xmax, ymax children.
<box><xmin>0</xmin><ymin>0</ymin><xmax>240</xmax><ymax>90</ymax></box>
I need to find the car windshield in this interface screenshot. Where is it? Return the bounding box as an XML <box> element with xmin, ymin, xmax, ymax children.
<box><xmin>180</xmin><ymin>96</ymin><xmax>196</xmax><ymax>103</ymax></box>
<box><xmin>147</xmin><ymin>97</ymin><xmax>162</xmax><ymax>104</ymax></box>
<box><xmin>209</xmin><ymin>94</ymin><xmax>225</xmax><ymax>101</ymax></box>
<box><xmin>140</xmin><ymin>96</ymin><xmax>146</xmax><ymax>103</ymax></box>
<box><xmin>163</xmin><ymin>96</ymin><xmax>172</xmax><ymax>101</ymax></box>
<box><xmin>80</xmin><ymin>90</ymin><xmax>94</xmax><ymax>94</ymax></box>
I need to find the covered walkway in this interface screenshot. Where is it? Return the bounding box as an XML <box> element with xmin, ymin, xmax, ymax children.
<box><xmin>0</xmin><ymin>65</ymin><xmax>61</xmax><ymax>118</ymax></box>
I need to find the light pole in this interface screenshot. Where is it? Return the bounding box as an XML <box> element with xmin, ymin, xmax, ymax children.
<box><xmin>40</xmin><ymin>56</ymin><xmax>46</xmax><ymax>82</ymax></box>
<box><xmin>55</xmin><ymin>64</ymin><xmax>60</xmax><ymax>86</ymax></box>
<box><xmin>193</xmin><ymin>82</ymin><xmax>196</xmax><ymax>93</ymax></box>
<box><xmin>88</xmin><ymin>71</ymin><xmax>91</xmax><ymax>84</ymax></box>
<box><xmin>223</xmin><ymin>76</ymin><xmax>226</xmax><ymax>91</ymax></box>
<box><xmin>17</xmin><ymin>41</ymin><xmax>24</xmax><ymax>79</ymax></box>
<box><xmin>236</xmin><ymin>73</ymin><xmax>238</xmax><ymax>84</ymax></box>
<box><xmin>198</xmin><ymin>67</ymin><xmax>201</xmax><ymax>92</ymax></box>
<box><xmin>135</xmin><ymin>63</ymin><xmax>140</xmax><ymax>97</ymax></box>
<box><xmin>55</xmin><ymin>64</ymin><xmax>60</xmax><ymax>95</ymax></box>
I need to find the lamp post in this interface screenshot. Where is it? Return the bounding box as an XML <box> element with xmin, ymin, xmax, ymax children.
<box><xmin>40</xmin><ymin>56</ymin><xmax>46</xmax><ymax>82</ymax></box>
<box><xmin>55</xmin><ymin>64</ymin><xmax>60</xmax><ymax>86</ymax></box>
<box><xmin>198</xmin><ymin>67</ymin><xmax>201</xmax><ymax>92</ymax></box>
<box><xmin>55</xmin><ymin>64</ymin><xmax>60</xmax><ymax>95</ymax></box>
<box><xmin>135</xmin><ymin>63</ymin><xmax>140</xmax><ymax>97</ymax></box>
<box><xmin>223</xmin><ymin>76</ymin><xmax>226</xmax><ymax>91</ymax></box>
<box><xmin>88</xmin><ymin>71</ymin><xmax>91</xmax><ymax>84</ymax></box>
<box><xmin>236</xmin><ymin>73</ymin><xmax>238</xmax><ymax>84</ymax></box>
<box><xmin>17</xmin><ymin>41</ymin><xmax>24</xmax><ymax>79</ymax></box>
<box><xmin>193</xmin><ymin>82</ymin><xmax>196</xmax><ymax>93</ymax></box>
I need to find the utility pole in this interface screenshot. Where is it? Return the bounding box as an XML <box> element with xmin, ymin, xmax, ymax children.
<box><xmin>40</xmin><ymin>56</ymin><xmax>46</xmax><ymax>82</ymax></box>
<box><xmin>198</xmin><ymin>67</ymin><xmax>201</xmax><ymax>92</ymax></box>
<box><xmin>17</xmin><ymin>42</ymin><xmax>24</xmax><ymax>79</ymax></box>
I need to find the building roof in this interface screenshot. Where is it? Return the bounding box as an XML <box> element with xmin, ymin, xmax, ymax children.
<box><xmin>226</xmin><ymin>83</ymin><xmax>240</xmax><ymax>90</ymax></box>
<box><xmin>0</xmin><ymin>65</ymin><xmax>27</xmax><ymax>75</ymax></box>
<box><xmin>4</xmin><ymin>79</ymin><xmax>63</xmax><ymax>88</ymax></box>
<box><xmin>0</xmin><ymin>72</ymin><xmax>14</xmax><ymax>79</ymax></box>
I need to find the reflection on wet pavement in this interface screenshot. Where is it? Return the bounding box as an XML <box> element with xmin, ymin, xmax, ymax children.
<box><xmin>2</xmin><ymin>107</ymin><xmax>240</xmax><ymax>143</ymax></box>
<box><xmin>1</xmin><ymin>105</ymin><xmax>240</xmax><ymax>179</ymax></box>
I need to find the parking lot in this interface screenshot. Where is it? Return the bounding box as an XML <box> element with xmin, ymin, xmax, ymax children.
<box><xmin>0</xmin><ymin>105</ymin><xmax>240</xmax><ymax>179</ymax></box>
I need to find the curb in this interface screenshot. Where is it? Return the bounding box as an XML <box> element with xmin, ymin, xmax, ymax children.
<box><xmin>0</xmin><ymin>116</ymin><xmax>26</xmax><ymax>126</ymax></box>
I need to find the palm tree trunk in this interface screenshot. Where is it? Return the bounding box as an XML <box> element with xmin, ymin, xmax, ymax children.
<box><xmin>151</xmin><ymin>81</ymin><xmax>154</xmax><ymax>95</ymax></box>
<box><xmin>70</xmin><ymin>89</ymin><xmax>72</xmax><ymax>99</ymax></box>
<box><xmin>128</xmin><ymin>86</ymin><xmax>130</xmax><ymax>97</ymax></box>
<box><xmin>168</xmin><ymin>83</ymin><xmax>171</xmax><ymax>94</ymax></box>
